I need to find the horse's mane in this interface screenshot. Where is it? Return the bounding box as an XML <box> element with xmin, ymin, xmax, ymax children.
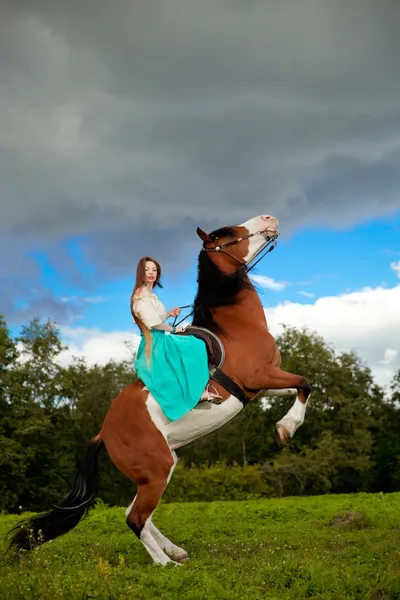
<box><xmin>191</xmin><ymin>249</ymin><xmax>253</xmax><ymax>333</ymax></box>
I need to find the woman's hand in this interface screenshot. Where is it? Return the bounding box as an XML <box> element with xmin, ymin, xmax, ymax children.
<box><xmin>167</xmin><ymin>307</ymin><xmax>181</xmax><ymax>319</ymax></box>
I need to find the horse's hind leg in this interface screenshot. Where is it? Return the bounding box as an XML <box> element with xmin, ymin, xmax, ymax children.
<box><xmin>149</xmin><ymin>522</ymin><xmax>188</xmax><ymax>563</ymax></box>
<box><xmin>148</xmin><ymin>451</ymin><xmax>188</xmax><ymax>563</ymax></box>
<box><xmin>100</xmin><ymin>383</ymin><xmax>181</xmax><ymax>565</ymax></box>
<box><xmin>126</xmin><ymin>476</ymin><xmax>179</xmax><ymax>566</ymax></box>
<box><xmin>124</xmin><ymin>450</ymin><xmax>187</xmax><ymax>563</ymax></box>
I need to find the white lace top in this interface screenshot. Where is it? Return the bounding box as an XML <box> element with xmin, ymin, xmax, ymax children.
<box><xmin>132</xmin><ymin>289</ymin><xmax>168</xmax><ymax>329</ymax></box>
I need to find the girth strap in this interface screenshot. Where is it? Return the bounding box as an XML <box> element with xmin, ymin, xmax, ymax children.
<box><xmin>209</xmin><ymin>367</ymin><xmax>250</xmax><ymax>407</ymax></box>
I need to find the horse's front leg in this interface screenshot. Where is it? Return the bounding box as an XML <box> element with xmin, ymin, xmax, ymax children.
<box><xmin>256</xmin><ymin>366</ymin><xmax>311</xmax><ymax>448</ymax></box>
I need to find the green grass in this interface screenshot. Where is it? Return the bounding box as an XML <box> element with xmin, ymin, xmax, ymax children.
<box><xmin>1</xmin><ymin>493</ymin><xmax>400</xmax><ymax>599</ymax></box>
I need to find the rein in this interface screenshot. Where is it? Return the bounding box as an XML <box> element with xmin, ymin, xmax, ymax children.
<box><xmin>172</xmin><ymin>229</ymin><xmax>279</xmax><ymax>328</ymax></box>
<box><xmin>172</xmin><ymin>305</ymin><xmax>194</xmax><ymax>328</ymax></box>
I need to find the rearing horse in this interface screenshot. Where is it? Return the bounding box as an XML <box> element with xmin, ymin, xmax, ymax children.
<box><xmin>8</xmin><ymin>214</ymin><xmax>311</xmax><ymax>565</ymax></box>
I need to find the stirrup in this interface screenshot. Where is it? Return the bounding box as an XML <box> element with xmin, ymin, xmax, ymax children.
<box><xmin>201</xmin><ymin>382</ymin><xmax>223</xmax><ymax>405</ymax></box>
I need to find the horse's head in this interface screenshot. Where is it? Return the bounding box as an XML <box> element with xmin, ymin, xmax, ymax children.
<box><xmin>197</xmin><ymin>214</ymin><xmax>279</xmax><ymax>272</ymax></box>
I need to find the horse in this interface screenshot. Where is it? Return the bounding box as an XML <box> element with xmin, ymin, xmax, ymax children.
<box><xmin>7</xmin><ymin>214</ymin><xmax>311</xmax><ymax>565</ymax></box>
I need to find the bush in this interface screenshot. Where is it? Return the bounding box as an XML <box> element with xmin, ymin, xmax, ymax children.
<box><xmin>163</xmin><ymin>461</ymin><xmax>273</xmax><ymax>502</ymax></box>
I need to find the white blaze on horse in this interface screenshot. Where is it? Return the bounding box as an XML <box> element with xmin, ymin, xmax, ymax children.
<box><xmin>8</xmin><ymin>214</ymin><xmax>311</xmax><ymax>565</ymax></box>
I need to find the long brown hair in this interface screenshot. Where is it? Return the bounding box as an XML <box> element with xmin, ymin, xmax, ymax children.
<box><xmin>130</xmin><ymin>256</ymin><xmax>162</xmax><ymax>362</ymax></box>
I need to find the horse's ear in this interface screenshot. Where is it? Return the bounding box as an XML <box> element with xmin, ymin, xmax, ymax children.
<box><xmin>196</xmin><ymin>227</ymin><xmax>211</xmax><ymax>243</ymax></box>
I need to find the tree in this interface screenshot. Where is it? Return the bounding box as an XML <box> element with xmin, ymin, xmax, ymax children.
<box><xmin>0</xmin><ymin>318</ymin><xmax>76</xmax><ymax>510</ymax></box>
<box><xmin>263</xmin><ymin>327</ymin><xmax>385</xmax><ymax>494</ymax></box>
<box><xmin>0</xmin><ymin>316</ymin><xmax>23</xmax><ymax>509</ymax></box>
<box><xmin>15</xmin><ymin>318</ymin><xmax>65</xmax><ymax>409</ymax></box>
<box><xmin>1</xmin><ymin>315</ymin><xmax>399</xmax><ymax>511</ymax></box>
<box><xmin>369</xmin><ymin>369</ymin><xmax>400</xmax><ymax>492</ymax></box>
<box><xmin>390</xmin><ymin>369</ymin><xmax>400</xmax><ymax>404</ymax></box>
<box><xmin>179</xmin><ymin>325</ymin><xmax>387</xmax><ymax>497</ymax></box>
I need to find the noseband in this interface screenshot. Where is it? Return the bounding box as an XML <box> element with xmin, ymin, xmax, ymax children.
<box><xmin>203</xmin><ymin>228</ymin><xmax>279</xmax><ymax>273</ymax></box>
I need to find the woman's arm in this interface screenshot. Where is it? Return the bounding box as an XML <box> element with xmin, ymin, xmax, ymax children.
<box><xmin>152</xmin><ymin>323</ymin><xmax>183</xmax><ymax>333</ymax></box>
<box><xmin>166</xmin><ymin>306</ymin><xmax>181</xmax><ymax>319</ymax></box>
<box><xmin>133</xmin><ymin>295</ymin><xmax>182</xmax><ymax>332</ymax></box>
<box><xmin>153</xmin><ymin>306</ymin><xmax>181</xmax><ymax>331</ymax></box>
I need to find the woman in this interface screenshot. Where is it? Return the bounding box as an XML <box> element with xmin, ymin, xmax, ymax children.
<box><xmin>131</xmin><ymin>256</ymin><xmax>221</xmax><ymax>421</ymax></box>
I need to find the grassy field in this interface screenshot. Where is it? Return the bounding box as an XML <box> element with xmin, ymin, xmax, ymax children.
<box><xmin>1</xmin><ymin>493</ymin><xmax>400</xmax><ymax>600</ymax></box>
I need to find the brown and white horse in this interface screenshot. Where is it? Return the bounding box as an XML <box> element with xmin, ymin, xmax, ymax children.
<box><xmin>8</xmin><ymin>214</ymin><xmax>311</xmax><ymax>565</ymax></box>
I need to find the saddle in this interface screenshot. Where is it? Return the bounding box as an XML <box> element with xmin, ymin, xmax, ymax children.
<box><xmin>180</xmin><ymin>326</ymin><xmax>224</xmax><ymax>370</ymax></box>
<box><xmin>179</xmin><ymin>326</ymin><xmax>250</xmax><ymax>407</ymax></box>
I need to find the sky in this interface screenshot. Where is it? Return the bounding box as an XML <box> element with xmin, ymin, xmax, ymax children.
<box><xmin>1</xmin><ymin>0</ymin><xmax>400</xmax><ymax>391</ymax></box>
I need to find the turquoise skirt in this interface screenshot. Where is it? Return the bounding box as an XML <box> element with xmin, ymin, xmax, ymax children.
<box><xmin>134</xmin><ymin>330</ymin><xmax>209</xmax><ymax>421</ymax></box>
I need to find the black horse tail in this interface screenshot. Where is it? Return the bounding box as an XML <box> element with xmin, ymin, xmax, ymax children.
<box><xmin>7</xmin><ymin>436</ymin><xmax>104</xmax><ymax>553</ymax></box>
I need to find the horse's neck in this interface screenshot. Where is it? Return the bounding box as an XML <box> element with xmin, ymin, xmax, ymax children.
<box><xmin>237</xmin><ymin>287</ymin><xmax>267</xmax><ymax>324</ymax></box>
<box><xmin>244</xmin><ymin>287</ymin><xmax>267</xmax><ymax>318</ymax></box>
<box><xmin>212</xmin><ymin>286</ymin><xmax>268</xmax><ymax>331</ymax></box>
<box><xmin>193</xmin><ymin>263</ymin><xmax>268</xmax><ymax>332</ymax></box>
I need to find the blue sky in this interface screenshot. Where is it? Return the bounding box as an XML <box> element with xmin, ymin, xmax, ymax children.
<box><xmin>13</xmin><ymin>207</ymin><xmax>399</xmax><ymax>338</ymax></box>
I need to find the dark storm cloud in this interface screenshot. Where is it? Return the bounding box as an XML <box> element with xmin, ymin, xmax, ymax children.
<box><xmin>0</xmin><ymin>276</ymin><xmax>80</xmax><ymax>323</ymax></box>
<box><xmin>82</xmin><ymin>217</ymin><xmax>206</xmax><ymax>277</ymax></box>
<box><xmin>1</xmin><ymin>0</ymin><xmax>400</xmax><ymax>321</ymax></box>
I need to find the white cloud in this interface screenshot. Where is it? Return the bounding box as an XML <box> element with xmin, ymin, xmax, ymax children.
<box><xmin>265</xmin><ymin>285</ymin><xmax>400</xmax><ymax>389</ymax></box>
<box><xmin>58</xmin><ymin>326</ymin><xmax>141</xmax><ymax>367</ymax></box>
<box><xmin>60</xmin><ymin>296</ymin><xmax>108</xmax><ymax>304</ymax></box>
<box><xmin>391</xmin><ymin>261</ymin><xmax>400</xmax><ymax>278</ymax></box>
<box><xmin>380</xmin><ymin>348</ymin><xmax>398</xmax><ymax>365</ymax></box>
<box><xmin>250</xmin><ymin>275</ymin><xmax>288</xmax><ymax>291</ymax></box>
<box><xmin>297</xmin><ymin>290</ymin><xmax>314</xmax><ymax>298</ymax></box>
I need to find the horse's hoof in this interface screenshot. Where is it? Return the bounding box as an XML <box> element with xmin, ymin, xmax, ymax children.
<box><xmin>274</xmin><ymin>424</ymin><xmax>290</xmax><ymax>448</ymax></box>
<box><xmin>177</xmin><ymin>555</ymin><xmax>189</xmax><ymax>564</ymax></box>
<box><xmin>174</xmin><ymin>550</ymin><xmax>189</xmax><ymax>563</ymax></box>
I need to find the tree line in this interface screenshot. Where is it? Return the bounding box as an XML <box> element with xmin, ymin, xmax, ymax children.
<box><xmin>1</xmin><ymin>315</ymin><xmax>399</xmax><ymax>512</ymax></box>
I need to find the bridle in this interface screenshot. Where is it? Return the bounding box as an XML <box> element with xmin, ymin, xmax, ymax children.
<box><xmin>203</xmin><ymin>227</ymin><xmax>279</xmax><ymax>273</ymax></box>
<box><xmin>172</xmin><ymin>228</ymin><xmax>279</xmax><ymax>328</ymax></box>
